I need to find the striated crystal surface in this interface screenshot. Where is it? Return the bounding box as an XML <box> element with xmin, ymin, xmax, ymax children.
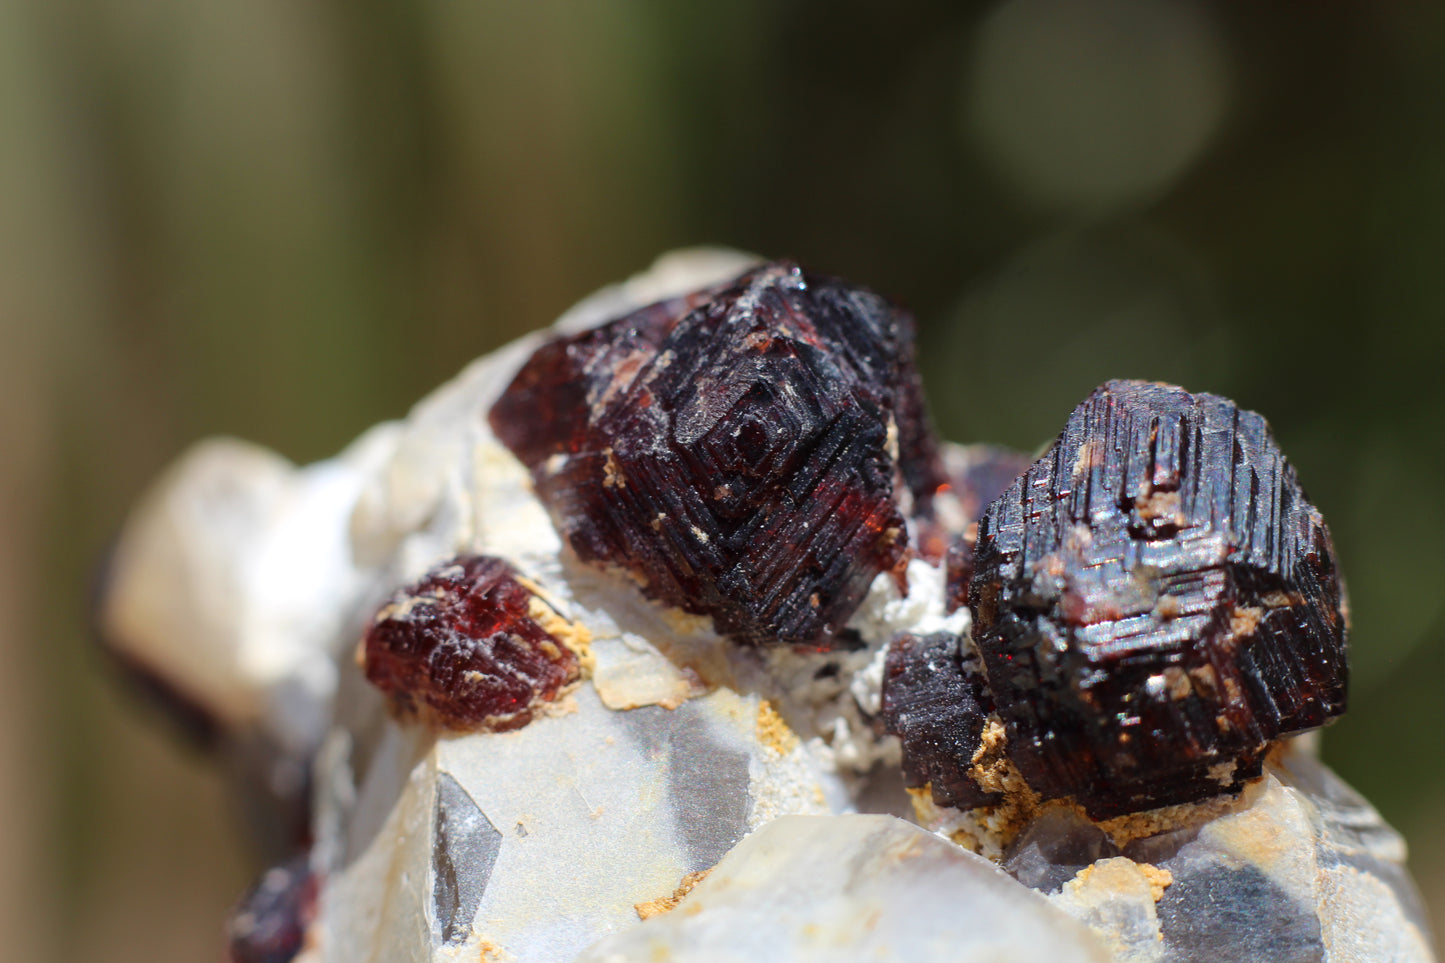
<box><xmin>361</xmin><ymin>554</ymin><xmax>580</xmax><ymax>731</ymax></box>
<box><xmin>893</xmin><ymin>379</ymin><xmax>1349</xmax><ymax>818</ymax></box>
<box><xmin>880</xmin><ymin>631</ymin><xmax>996</xmax><ymax>809</ymax></box>
<box><xmin>489</xmin><ymin>260</ymin><xmax>945</xmax><ymax>648</ymax></box>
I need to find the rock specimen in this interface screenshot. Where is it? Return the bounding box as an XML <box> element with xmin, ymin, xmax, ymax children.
<box><xmin>887</xmin><ymin>379</ymin><xmax>1350</xmax><ymax>818</ymax></box>
<box><xmin>360</xmin><ymin>554</ymin><xmax>581</xmax><ymax>731</ymax></box>
<box><xmin>489</xmin><ymin>260</ymin><xmax>945</xmax><ymax>648</ymax></box>
<box><xmin>98</xmin><ymin>252</ymin><xmax>1431</xmax><ymax>963</ymax></box>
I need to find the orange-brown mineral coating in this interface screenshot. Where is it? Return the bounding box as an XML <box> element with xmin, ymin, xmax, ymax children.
<box><xmin>362</xmin><ymin>555</ymin><xmax>579</xmax><ymax>731</ymax></box>
<box><xmin>489</xmin><ymin>261</ymin><xmax>946</xmax><ymax>648</ymax></box>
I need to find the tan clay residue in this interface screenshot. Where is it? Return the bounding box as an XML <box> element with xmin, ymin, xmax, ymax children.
<box><xmin>1065</xmin><ymin>857</ymin><xmax>1172</xmax><ymax>903</ymax></box>
<box><xmin>1229</xmin><ymin>604</ymin><xmax>1264</xmax><ymax>639</ymax></box>
<box><xmin>1138</xmin><ymin>863</ymin><xmax>1173</xmax><ymax>902</ymax></box>
<box><xmin>904</xmin><ymin>721</ymin><xmax>1046</xmax><ymax>858</ymax></box>
<box><xmin>1090</xmin><ymin>787</ymin><xmax>1249</xmax><ymax>848</ymax></box>
<box><xmin>755</xmin><ymin>700</ymin><xmax>800</xmax><ymax>757</ymax></box>
<box><xmin>1259</xmin><ymin>589</ymin><xmax>1305</xmax><ymax>610</ymax></box>
<box><xmin>476</xmin><ymin>936</ymin><xmax>512</xmax><ymax>962</ymax></box>
<box><xmin>1152</xmin><ymin>593</ymin><xmax>1183</xmax><ymax>620</ymax></box>
<box><xmin>1188</xmin><ymin>663</ymin><xmax>1220</xmax><ymax>699</ymax></box>
<box><xmin>1135</xmin><ymin>489</ymin><xmax>1183</xmax><ymax>526</ymax></box>
<box><xmin>660</xmin><ymin>606</ymin><xmax>715</xmax><ymax>637</ymax></box>
<box><xmin>1163</xmin><ymin>666</ymin><xmax>1192</xmax><ymax>701</ymax></box>
<box><xmin>602</xmin><ymin>447</ymin><xmax>626</xmax><ymax>488</ymax></box>
<box><xmin>968</xmin><ymin>717</ymin><xmax>1010</xmax><ymax>792</ymax></box>
<box><xmin>966</xmin><ymin>717</ymin><xmax>1043</xmax><ymax>846</ymax></box>
<box><xmin>1072</xmin><ymin>439</ymin><xmax>1104</xmax><ymax>479</ymax></box>
<box><xmin>634</xmin><ymin>869</ymin><xmax>710</xmax><ymax>921</ymax></box>
<box><xmin>524</xmin><ymin>593</ymin><xmax>596</xmax><ymax>678</ymax></box>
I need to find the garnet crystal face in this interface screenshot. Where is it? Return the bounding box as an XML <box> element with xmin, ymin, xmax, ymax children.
<box><xmin>226</xmin><ymin>855</ymin><xmax>317</xmax><ymax>963</ymax></box>
<box><xmin>489</xmin><ymin>261</ymin><xmax>945</xmax><ymax>647</ymax></box>
<box><xmin>888</xmin><ymin>380</ymin><xmax>1349</xmax><ymax>818</ymax></box>
<box><xmin>361</xmin><ymin>555</ymin><xmax>581</xmax><ymax>731</ymax></box>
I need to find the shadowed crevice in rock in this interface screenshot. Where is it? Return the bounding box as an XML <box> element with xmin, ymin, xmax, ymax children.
<box><xmin>432</xmin><ymin>772</ymin><xmax>502</xmax><ymax>946</ymax></box>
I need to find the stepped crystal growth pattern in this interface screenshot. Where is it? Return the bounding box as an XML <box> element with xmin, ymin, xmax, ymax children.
<box><xmin>489</xmin><ymin>260</ymin><xmax>945</xmax><ymax>648</ymax></box>
<box><xmin>888</xmin><ymin>379</ymin><xmax>1349</xmax><ymax>818</ymax></box>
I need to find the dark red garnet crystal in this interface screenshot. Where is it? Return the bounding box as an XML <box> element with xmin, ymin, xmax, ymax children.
<box><xmin>361</xmin><ymin>555</ymin><xmax>580</xmax><ymax>731</ymax></box>
<box><xmin>226</xmin><ymin>855</ymin><xmax>317</xmax><ymax>963</ymax></box>
<box><xmin>886</xmin><ymin>380</ymin><xmax>1349</xmax><ymax>818</ymax></box>
<box><xmin>489</xmin><ymin>261</ymin><xmax>945</xmax><ymax>647</ymax></box>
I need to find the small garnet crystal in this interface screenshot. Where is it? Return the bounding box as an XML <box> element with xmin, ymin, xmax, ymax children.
<box><xmin>226</xmin><ymin>855</ymin><xmax>317</xmax><ymax>963</ymax></box>
<box><xmin>489</xmin><ymin>261</ymin><xmax>945</xmax><ymax>647</ymax></box>
<box><xmin>361</xmin><ymin>555</ymin><xmax>580</xmax><ymax>731</ymax></box>
<box><xmin>886</xmin><ymin>380</ymin><xmax>1349</xmax><ymax>818</ymax></box>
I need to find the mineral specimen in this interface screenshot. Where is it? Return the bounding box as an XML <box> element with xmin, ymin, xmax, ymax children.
<box><xmin>99</xmin><ymin>252</ymin><xmax>1432</xmax><ymax>963</ymax></box>
<box><xmin>888</xmin><ymin>379</ymin><xmax>1350</xmax><ymax>818</ymax></box>
<box><xmin>488</xmin><ymin>260</ymin><xmax>946</xmax><ymax>648</ymax></box>
<box><xmin>360</xmin><ymin>554</ymin><xmax>581</xmax><ymax>731</ymax></box>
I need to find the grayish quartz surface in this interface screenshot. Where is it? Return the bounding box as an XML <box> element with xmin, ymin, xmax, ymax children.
<box><xmin>314</xmin><ymin>684</ymin><xmax>837</xmax><ymax>962</ymax></box>
<box><xmin>432</xmin><ymin>773</ymin><xmax>501</xmax><ymax>946</ymax></box>
<box><xmin>575</xmin><ymin>814</ymin><xmax>1111</xmax><ymax>963</ymax></box>
<box><xmin>1007</xmin><ymin>744</ymin><xmax>1435</xmax><ymax>963</ymax></box>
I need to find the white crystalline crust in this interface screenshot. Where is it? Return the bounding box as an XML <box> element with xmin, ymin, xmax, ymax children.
<box><xmin>101</xmin><ymin>249</ymin><xmax>1437</xmax><ymax>963</ymax></box>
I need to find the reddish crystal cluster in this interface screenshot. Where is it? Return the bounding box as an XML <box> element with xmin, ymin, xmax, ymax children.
<box><xmin>489</xmin><ymin>261</ymin><xmax>945</xmax><ymax>647</ymax></box>
<box><xmin>886</xmin><ymin>380</ymin><xmax>1349</xmax><ymax>818</ymax></box>
<box><xmin>361</xmin><ymin>555</ymin><xmax>580</xmax><ymax>731</ymax></box>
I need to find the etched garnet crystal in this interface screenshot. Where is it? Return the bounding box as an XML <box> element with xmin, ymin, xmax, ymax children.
<box><xmin>489</xmin><ymin>260</ymin><xmax>945</xmax><ymax>647</ymax></box>
<box><xmin>361</xmin><ymin>554</ymin><xmax>581</xmax><ymax>731</ymax></box>
<box><xmin>887</xmin><ymin>379</ymin><xmax>1349</xmax><ymax>818</ymax></box>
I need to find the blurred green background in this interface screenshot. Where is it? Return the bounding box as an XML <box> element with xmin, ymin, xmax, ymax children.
<box><xmin>3</xmin><ymin>0</ymin><xmax>1443</xmax><ymax>959</ymax></box>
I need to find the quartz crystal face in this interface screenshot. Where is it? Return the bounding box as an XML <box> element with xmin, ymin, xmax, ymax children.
<box><xmin>489</xmin><ymin>260</ymin><xmax>945</xmax><ymax>648</ymax></box>
<box><xmin>889</xmin><ymin>379</ymin><xmax>1349</xmax><ymax>818</ymax></box>
<box><xmin>360</xmin><ymin>554</ymin><xmax>581</xmax><ymax>731</ymax></box>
